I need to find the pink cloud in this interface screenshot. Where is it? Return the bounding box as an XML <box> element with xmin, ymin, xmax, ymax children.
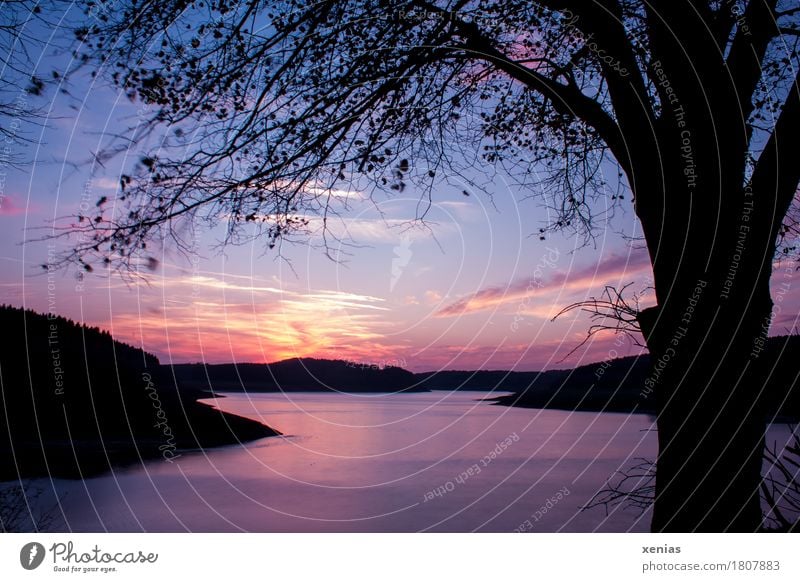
<box><xmin>436</xmin><ymin>249</ymin><xmax>653</xmax><ymax>317</ymax></box>
<box><xmin>424</xmin><ymin>290</ymin><xmax>443</xmax><ymax>303</ymax></box>
<box><xmin>406</xmin><ymin>332</ymin><xmax>646</xmax><ymax>372</ymax></box>
<box><xmin>0</xmin><ymin>194</ymin><xmax>30</xmax><ymax>216</ymax></box>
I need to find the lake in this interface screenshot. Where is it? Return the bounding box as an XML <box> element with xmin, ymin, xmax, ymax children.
<box><xmin>23</xmin><ymin>392</ymin><xmax>797</xmax><ymax>532</ymax></box>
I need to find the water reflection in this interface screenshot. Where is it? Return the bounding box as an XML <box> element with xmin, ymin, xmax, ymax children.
<box><xmin>40</xmin><ymin>392</ymin><xmax>665</xmax><ymax>531</ymax></box>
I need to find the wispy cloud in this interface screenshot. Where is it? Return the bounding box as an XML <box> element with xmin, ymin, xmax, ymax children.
<box><xmin>305</xmin><ymin>185</ymin><xmax>365</xmax><ymax>200</ymax></box>
<box><xmin>435</xmin><ymin>200</ymin><xmax>481</xmax><ymax>221</ymax></box>
<box><xmin>91</xmin><ymin>177</ymin><xmax>122</xmax><ymax>191</ymax></box>
<box><xmin>317</xmin><ymin>215</ymin><xmax>452</xmax><ymax>245</ymax></box>
<box><xmin>407</xmin><ymin>331</ymin><xmax>646</xmax><ymax>372</ymax></box>
<box><xmin>102</xmin><ymin>271</ymin><xmax>400</xmax><ymax>363</ymax></box>
<box><xmin>435</xmin><ymin>250</ymin><xmax>653</xmax><ymax>318</ymax></box>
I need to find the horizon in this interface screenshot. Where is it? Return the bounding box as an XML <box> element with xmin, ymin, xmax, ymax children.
<box><xmin>5</xmin><ymin>301</ymin><xmax>799</xmax><ymax>375</ymax></box>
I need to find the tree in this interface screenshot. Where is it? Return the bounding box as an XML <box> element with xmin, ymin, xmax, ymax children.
<box><xmin>57</xmin><ymin>0</ymin><xmax>800</xmax><ymax>531</ymax></box>
<box><xmin>586</xmin><ymin>422</ymin><xmax>800</xmax><ymax>532</ymax></box>
<box><xmin>762</xmin><ymin>425</ymin><xmax>800</xmax><ymax>531</ymax></box>
<box><xmin>0</xmin><ymin>482</ymin><xmax>62</xmax><ymax>532</ymax></box>
<box><xmin>0</xmin><ymin>1</ymin><xmax>50</xmax><ymax>152</ymax></box>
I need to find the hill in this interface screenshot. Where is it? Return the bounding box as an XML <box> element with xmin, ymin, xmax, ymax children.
<box><xmin>0</xmin><ymin>305</ymin><xmax>280</xmax><ymax>480</ymax></box>
<box><xmin>415</xmin><ymin>356</ymin><xmax>655</xmax><ymax>412</ymax></box>
<box><xmin>169</xmin><ymin>358</ymin><xmax>424</xmax><ymax>393</ymax></box>
<box><xmin>173</xmin><ymin>336</ymin><xmax>799</xmax><ymax>420</ymax></box>
<box><xmin>417</xmin><ymin>336</ymin><xmax>800</xmax><ymax>420</ymax></box>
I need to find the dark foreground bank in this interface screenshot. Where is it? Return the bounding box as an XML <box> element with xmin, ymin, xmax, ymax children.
<box><xmin>0</xmin><ymin>305</ymin><xmax>280</xmax><ymax>480</ymax></box>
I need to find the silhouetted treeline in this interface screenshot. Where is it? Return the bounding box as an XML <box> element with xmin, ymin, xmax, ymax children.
<box><xmin>0</xmin><ymin>303</ymin><xmax>160</xmax><ymax>373</ymax></box>
<box><xmin>416</xmin><ymin>356</ymin><xmax>656</xmax><ymax>412</ymax></box>
<box><xmin>170</xmin><ymin>358</ymin><xmax>423</xmax><ymax>393</ymax></box>
<box><xmin>0</xmin><ymin>305</ymin><xmax>278</xmax><ymax>479</ymax></box>
<box><xmin>172</xmin><ymin>337</ymin><xmax>799</xmax><ymax>420</ymax></box>
<box><xmin>476</xmin><ymin>336</ymin><xmax>799</xmax><ymax>420</ymax></box>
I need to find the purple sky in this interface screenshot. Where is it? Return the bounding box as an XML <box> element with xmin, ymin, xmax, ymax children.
<box><xmin>2</xmin><ymin>7</ymin><xmax>798</xmax><ymax>372</ymax></box>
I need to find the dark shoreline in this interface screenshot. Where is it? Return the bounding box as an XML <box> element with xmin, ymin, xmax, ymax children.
<box><xmin>1</xmin><ymin>374</ymin><xmax>281</xmax><ymax>481</ymax></box>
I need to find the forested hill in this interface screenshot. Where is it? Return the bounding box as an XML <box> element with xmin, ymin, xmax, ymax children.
<box><xmin>480</xmin><ymin>335</ymin><xmax>800</xmax><ymax>419</ymax></box>
<box><xmin>172</xmin><ymin>337</ymin><xmax>799</xmax><ymax>418</ymax></box>
<box><xmin>170</xmin><ymin>358</ymin><xmax>423</xmax><ymax>392</ymax></box>
<box><xmin>0</xmin><ymin>305</ymin><xmax>279</xmax><ymax>480</ymax></box>
<box><xmin>0</xmin><ymin>304</ymin><xmax>159</xmax><ymax>379</ymax></box>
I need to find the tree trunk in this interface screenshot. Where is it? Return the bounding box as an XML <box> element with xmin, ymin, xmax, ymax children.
<box><xmin>616</xmin><ymin>0</ymin><xmax>793</xmax><ymax>533</ymax></box>
<box><xmin>639</xmin><ymin>275</ymin><xmax>772</xmax><ymax>532</ymax></box>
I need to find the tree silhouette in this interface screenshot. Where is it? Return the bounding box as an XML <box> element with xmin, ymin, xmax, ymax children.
<box><xmin>0</xmin><ymin>1</ymin><xmax>47</xmax><ymax>161</ymax></box>
<box><xmin>55</xmin><ymin>1</ymin><xmax>800</xmax><ymax>531</ymax></box>
<box><xmin>762</xmin><ymin>427</ymin><xmax>800</xmax><ymax>531</ymax></box>
<box><xmin>586</xmin><ymin>424</ymin><xmax>800</xmax><ymax>532</ymax></box>
<box><xmin>0</xmin><ymin>482</ymin><xmax>63</xmax><ymax>532</ymax></box>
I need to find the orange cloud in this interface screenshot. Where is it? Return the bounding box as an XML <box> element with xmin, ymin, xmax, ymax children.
<box><xmin>101</xmin><ymin>270</ymin><xmax>406</xmax><ymax>364</ymax></box>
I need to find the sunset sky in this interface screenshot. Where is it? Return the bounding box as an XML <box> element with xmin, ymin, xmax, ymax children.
<box><xmin>2</xmin><ymin>15</ymin><xmax>798</xmax><ymax>373</ymax></box>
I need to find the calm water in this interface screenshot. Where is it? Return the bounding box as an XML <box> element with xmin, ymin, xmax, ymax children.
<box><xmin>31</xmin><ymin>391</ymin><xmax>669</xmax><ymax>532</ymax></box>
<box><xmin>20</xmin><ymin>391</ymin><xmax>799</xmax><ymax>532</ymax></box>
